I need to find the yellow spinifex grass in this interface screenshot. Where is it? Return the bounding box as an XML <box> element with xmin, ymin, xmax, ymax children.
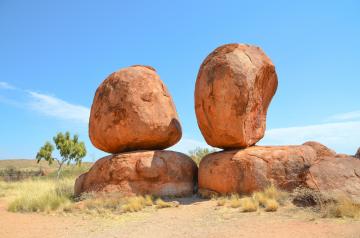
<box><xmin>264</xmin><ymin>199</ymin><xmax>279</xmax><ymax>212</ymax></box>
<box><xmin>155</xmin><ymin>198</ymin><xmax>173</xmax><ymax>209</ymax></box>
<box><xmin>240</xmin><ymin>197</ymin><xmax>258</xmax><ymax>212</ymax></box>
<box><xmin>253</xmin><ymin>183</ymin><xmax>288</xmax><ymax>212</ymax></box>
<box><xmin>229</xmin><ymin>194</ymin><xmax>241</xmax><ymax>208</ymax></box>
<box><xmin>121</xmin><ymin>196</ymin><xmax>154</xmax><ymax>212</ymax></box>
<box><xmin>7</xmin><ymin>178</ymin><xmax>74</xmax><ymax>212</ymax></box>
<box><xmin>323</xmin><ymin>196</ymin><xmax>360</xmax><ymax>219</ymax></box>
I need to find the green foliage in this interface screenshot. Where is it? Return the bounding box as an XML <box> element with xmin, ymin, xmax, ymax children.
<box><xmin>36</xmin><ymin>142</ymin><xmax>54</xmax><ymax>165</ymax></box>
<box><xmin>188</xmin><ymin>147</ymin><xmax>216</xmax><ymax>165</ymax></box>
<box><xmin>36</xmin><ymin>132</ymin><xmax>86</xmax><ymax>179</ymax></box>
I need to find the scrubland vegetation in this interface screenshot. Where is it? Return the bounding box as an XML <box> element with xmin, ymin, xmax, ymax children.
<box><xmin>0</xmin><ymin>163</ymin><xmax>179</xmax><ymax>217</ymax></box>
<box><xmin>215</xmin><ymin>184</ymin><xmax>286</xmax><ymax>213</ymax></box>
<box><xmin>212</xmin><ymin>184</ymin><xmax>360</xmax><ymax>218</ymax></box>
<box><xmin>0</xmin><ymin>160</ymin><xmax>359</xmax><ymax>220</ymax></box>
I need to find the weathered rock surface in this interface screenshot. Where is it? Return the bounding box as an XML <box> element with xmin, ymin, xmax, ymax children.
<box><xmin>303</xmin><ymin>141</ymin><xmax>336</xmax><ymax>159</ymax></box>
<box><xmin>199</xmin><ymin>142</ymin><xmax>360</xmax><ymax>202</ymax></box>
<box><xmin>198</xmin><ymin>145</ymin><xmax>317</xmax><ymax>194</ymax></box>
<box><xmin>74</xmin><ymin>150</ymin><xmax>197</xmax><ymax>197</ymax></box>
<box><xmin>195</xmin><ymin>44</ymin><xmax>278</xmax><ymax>149</ymax></box>
<box><xmin>89</xmin><ymin>65</ymin><xmax>182</xmax><ymax>153</ymax></box>
<box><xmin>305</xmin><ymin>156</ymin><xmax>360</xmax><ymax>203</ymax></box>
<box><xmin>355</xmin><ymin>147</ymin><xmax>360</xmax><ymax>159</ymax></box>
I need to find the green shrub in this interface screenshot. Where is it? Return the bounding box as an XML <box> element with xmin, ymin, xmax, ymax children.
<box><xmin>188</xmin><ymin>147</ymin><xmax>217</xmax><ymax>165</ymax></box>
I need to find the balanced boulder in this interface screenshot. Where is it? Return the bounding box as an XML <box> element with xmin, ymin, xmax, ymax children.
<box><xmin>195</xmin><ymin>44</ymin><xmax>278</xmax><ymax>149</ymax></box>
<box><xmin>89</xmin><ymin>65</ymin><xmax>182</xmax><ymax>153</ymax></box>
<box><xmin>74</xmin><ymin>150</ymin><xmax>197</xmax><ymax>197</ymax></box>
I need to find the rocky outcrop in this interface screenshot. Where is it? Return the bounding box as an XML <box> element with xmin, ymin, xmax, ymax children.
<box><xmin>303</xmin><ymin>141</ymin><xmax>336</xmax><ymax>159</ymax></box>
<box><xmin>198</xmin><ymin>145</ymin><xmax>317</xmax><ymax>194</ymax></box>
<box><xmin>75</xmin><ymin>150</ymin><xmax>197</xmax><ymax>197</ymax></box>
<box><xmin>194</xmin><ymin>44</ymin><xmax>278</xmax><ymax>149</ymax></box>
<box><xmin>355</xmin><ymin>147</ymin><xmax>360</xmax><ymax>159</ymax></box>
<box><xmin>89</xmin><ymin>65</ymin><xmax>182</xmax><ymax>154</ymax></box>
<box><xmin>198</xmin><ymin>142</ymin><xmax>360</xmax><ymax>202</ymax></box>
<box><xmin>305</xmin><ymin>156</ymin><xmax>360</xmax><ymax>203</ymax></box>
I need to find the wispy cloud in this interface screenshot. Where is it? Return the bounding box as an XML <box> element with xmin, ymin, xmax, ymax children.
<box><xmin>28</xmin><ymin>91</ymin><xmax>90</xmax><ymax>124</ymax></box>
<box><xmin>0</xmin><ymin>81</ymin><xmax>16</xmax><ymax>90</ymax></box>
<box><xmin>260</xmin><ymin>121</ymin><xmax>360</xmax><ymax>154</ymax></box>
<box><xmin>326</xmin><ymin>110</ymin><xmax>360</xmax><ymax>122</ymax></box>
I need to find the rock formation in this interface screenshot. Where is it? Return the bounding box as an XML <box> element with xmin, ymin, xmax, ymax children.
<box><xmin>196</xmin><ymin>44</ymin><xmax>360</xmax><ymax>202</ymax></box>
<box><xmin>89</xmin><ymin>65</ymin><xmax>182</xmax><ymax>154</ymax></box>
<box><xmin>305</xmin><ymin>155</ymin><xmax>360</xmax><ymax>203</ymax></box>
<box><xmin>355</xmin><ymin>147</ymin><xmax>360</xmax><ymax>159</ymax></box>
<box><xmin>199</xmin><ymin>142</ymin><xmax>360</xmax><ymax>202</ymax></box>
<box><xmin>76</xmin><ymin>65</ymin><xmax>197</xmax><ymax>197</ymax></box>
<box><xmin>195</xmin><ymin>44</ymin><xmax>278</xmax><ymax>149</ymax></box>
<box><xmin>198</xmin><ymin>145</ymin><xmax>316</xmax><ymax>194</ymax></box>
<box><xmin>75</xmin><ymin>151</ymin><xmax>197</xmax><ymax>197</ymax></box>
<box><xmin>302</xmin><ymin>141</ymin><xmax>336</xmax><ymax>158</ymax></box>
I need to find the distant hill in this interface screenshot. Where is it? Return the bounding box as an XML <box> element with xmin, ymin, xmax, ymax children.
<box><xmin>0</xmin><ymin>159</ymin><xmax>92</xmax><ymax>171</ymax></box>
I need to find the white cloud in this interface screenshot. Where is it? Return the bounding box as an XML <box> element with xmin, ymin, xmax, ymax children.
<box><xmin>28</xmin><ymin>91</ymin><xmax>90</xmax><ymax>124</ymax></box>
<box><xmin>0</xmin><ymin>81</ymin><xmax>15</xmax><ymax>90</ymax></box>
<box><xmin>260</xmin><ymin>121</ymin><xmax>360</xmax><ymax>154</ymax></box>
<box><xmin>326</xmin><ymin>110</ymin><xmax>360</xmax><ymax>122</ymax></box>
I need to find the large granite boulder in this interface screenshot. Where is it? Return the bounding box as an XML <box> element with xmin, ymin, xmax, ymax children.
<box><xmin>305</xmin><ymin>155</ymin><xmax>360</xmax><ymax>203</ymax></box>
<box><xmin>89</xmin><ymin>65</ymin><xmax>182</xmax><ymax>153</ymax></box>
<box><xmin>198</xmin><ymin>142</ymin><xmax>360</xmax><ymax>202</ymax></box>
<box><xmin>355</xmin><ymin>147</ymin><xmax>360</xmax><ymax>159</ymax></box>
<box><xmin>195</xmin><ymin>44</ymin><xmax>278</xmax><ymax>149</ymax></box>
<box><xmin>198</xmin><ymin>145</ymin><xmax>317</xmax><ymax>194</ymax></box>
<box><xmin>75</xmin><ymin>150</ymin><xmax>197</xmax><ymax>197</ymax></box>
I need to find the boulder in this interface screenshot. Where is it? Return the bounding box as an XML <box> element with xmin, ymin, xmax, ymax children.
<box><xmin>89</xmin><ymin>65</ymin><xmax>182</xmax><ymax>153</ymax></box>
<box><xmin>355</xmin><ymin>147</ymin><xmax>360</xmax><ymax>159</ymax></box>
<box><xmin>303</xmin><ymin>141</ymin><xmax>336</xmax><ymax>159</ymax></box>
<box><xmin>195</xmin><ymin>44</ymin><xmax>278</xmax><ymax>149</ymax></box>
<box><xmin>198</xmin><ymin>145</ymin><xmax>317</xmax><ymax>195</ymax></box>
<box><xmin>305</xmin><ymin>156</ymin><xmax>360</xmax><ymax>203</ymax></box>
<box><xmin>74</xmin><ymin>150</ymin><xmax>197</xmax><ymax>197</ymax></box>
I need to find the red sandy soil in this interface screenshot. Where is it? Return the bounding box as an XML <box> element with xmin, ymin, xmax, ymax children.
<box><xmin>1</xmin><ymin>198</ymin><xmax>359</xmax><ymax>238</ymax></box>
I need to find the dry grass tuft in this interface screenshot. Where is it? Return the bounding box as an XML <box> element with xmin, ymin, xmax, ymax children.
<box><xmin>253</xmin><ymin>191</ymin><xmax>267</xmax><ymax>207</ymax></box>
<box><xmin>155</xmin><ymin>198</ymin><xmax>176</xmax><ymax>209</ymax></box>
<box><xmin>121</xmin><ymin>196</ymin><xmax>148</xmax><ymax>213</ymax></box>
<box><xmin>240</xmin><ymin>197</ymin><xmax>258</xmax><ymax>212</ymax></box>
<box><xmin>264</xmin><ymin>199</ymin><xmax>279</xmax><ymax>212</ymax></box>
<box><xmin>7</xmin><ymin>178</ymin><xmax>73</xmax><ymax>212</ymax></box>
<box><xmin>253</xmin><ymin>184</ymin><xmax>287</xmax><ymax>211</ymax></box>
<box><xmin>144</xmin><ymin>195</ymin><xmax>153</xmax><ymax>206</ymax></box>
<box><xmin>229</xmin><ymin>194</ymin><xmax>241</xmax><ymax>208</ymax></box>
<box><xmin>322</xmin><ymin>196</ymin><xmax>360</xmax><ymax>219</ymax></box>
<box><xmin>79</xmin><ymin>193</ymin><xmax>154</xmax><ymax>215</ymax></box>
<box><xmin>217</xmin><ymin>198</ymin><xmax>226</xmax><ymax>206</ymax></box>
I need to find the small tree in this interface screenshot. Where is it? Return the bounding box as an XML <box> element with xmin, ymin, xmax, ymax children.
<box><xmin>36</xmin><ymin>132</ymin><xmax>87</xmax><ymax>179</ymax></box>
<box><xmin>188</xmin><ymin>147</ymin><xmax>217</xmax><ymax>165</ymax></box>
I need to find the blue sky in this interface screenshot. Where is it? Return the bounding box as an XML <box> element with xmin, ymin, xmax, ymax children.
<box><xmin>0</xmin><ymin>0</ymin><xmax>359</xmax><ymax>161</ymax></box>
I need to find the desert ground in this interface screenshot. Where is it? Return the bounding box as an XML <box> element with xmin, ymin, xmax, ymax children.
<box><xmin>1</xmin><ymin>196</ymin><xmax>360</xmax><ymax>238</ymax></box>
